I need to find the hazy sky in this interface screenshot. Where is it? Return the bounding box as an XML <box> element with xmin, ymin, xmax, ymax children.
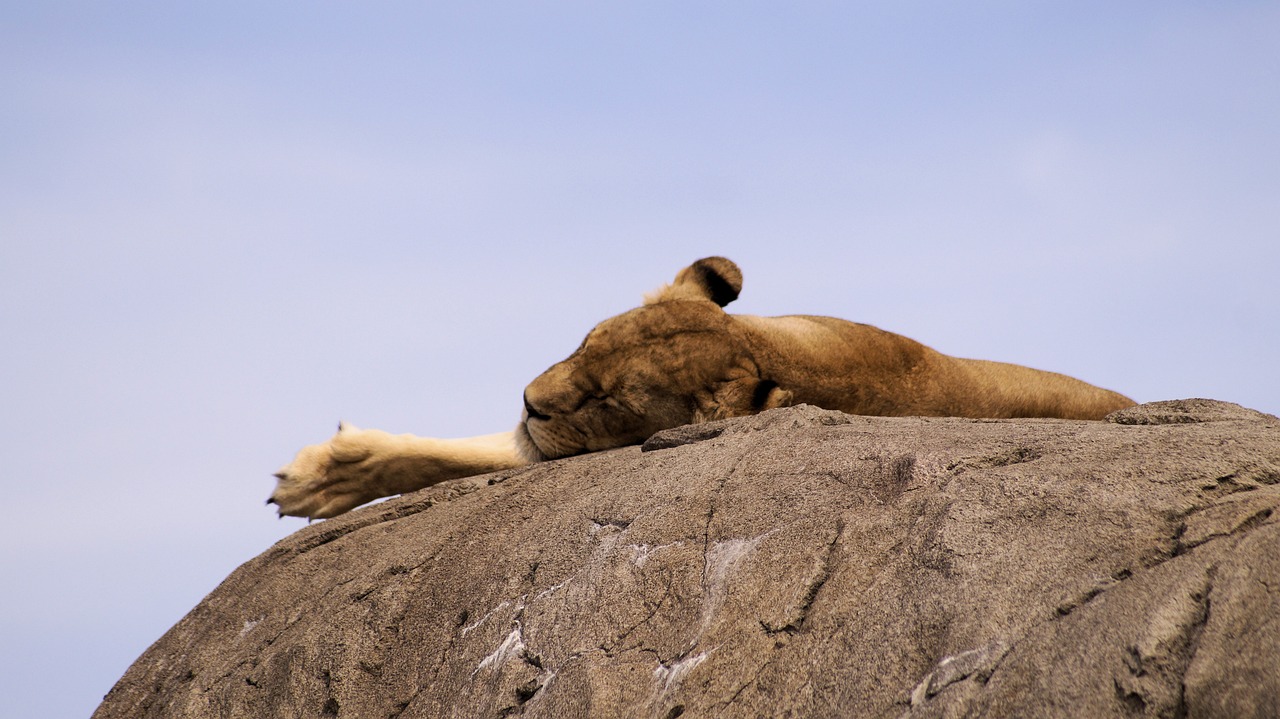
<box><xmin>3</xmin><ymin>3</ymin><xmax>1277</xmax><ymax>717</ymax></box>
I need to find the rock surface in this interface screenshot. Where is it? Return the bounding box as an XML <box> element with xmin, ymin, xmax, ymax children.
<box><xmin>95</xmin><ymin>400</ymin><xmax>1280</xmax><ymax>719</ymax></box>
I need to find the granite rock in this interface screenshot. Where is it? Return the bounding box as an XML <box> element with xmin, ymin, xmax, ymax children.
<box><xmin>95</xmin><ymin>400</ymin><xmax>1280</xmax><ymax>718</ymax></box>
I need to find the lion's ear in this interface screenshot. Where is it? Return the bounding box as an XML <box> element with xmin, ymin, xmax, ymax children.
<box><xmin>644</xmin><ymin>256</ymin><xmax>743</xmax><ymax>307</ymax></box>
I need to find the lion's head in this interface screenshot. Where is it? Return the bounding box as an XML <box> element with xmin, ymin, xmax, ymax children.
<box><xmin>515</xmin><ymin>257</ymin><xmax>793</xmax><ymax>462</ymax></box>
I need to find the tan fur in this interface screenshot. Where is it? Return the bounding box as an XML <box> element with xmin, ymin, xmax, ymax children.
<box><xmin>270</xmin><ymin>426</ymin><xmax>522</xmax><ymax>518</ymax></box>
<box><xmin>271</xmin><ymin>257</ymin><xmax>1134</xmax><ymax>519</ymax></box>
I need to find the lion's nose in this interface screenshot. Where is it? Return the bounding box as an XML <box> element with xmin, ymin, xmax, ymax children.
<box><xmin>523</xmin><ymin>391</ymin><xmax>551</xmax><ymax>420</ymax></box>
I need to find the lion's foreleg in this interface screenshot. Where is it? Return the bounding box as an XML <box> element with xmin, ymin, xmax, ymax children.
<box><xmin>269</xmin><ymin>426</ymin><xmax>528</xmax><ymax>520</ymax></box>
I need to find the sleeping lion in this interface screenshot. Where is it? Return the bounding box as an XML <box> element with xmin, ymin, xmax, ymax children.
<box><xmin>270</xmin><ymin>257</ymin><xmax>1134</xmax><ymax>519</ymax></box>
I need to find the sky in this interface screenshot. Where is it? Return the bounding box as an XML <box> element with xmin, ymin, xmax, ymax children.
<box><xmin>2</xmin><ymin>3</ymin><xmax>1277</xmax><ymax>717</ymax></box>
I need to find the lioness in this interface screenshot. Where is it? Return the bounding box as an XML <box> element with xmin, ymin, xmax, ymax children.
<box><xmin>270</xmin><ymin>257</ymin><xmax>1134</xmax><ymax>519</ymax></box>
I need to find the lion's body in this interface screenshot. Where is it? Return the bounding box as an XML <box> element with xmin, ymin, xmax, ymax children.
<box><xmin>271</xmin><ymin>257</ymin><xmax>1134</xmax><ymax>519</ymax></box>
<box><xmin>736</xmin><ymin>314</ymin><xmax>1132</xmax><ymax>420</ymax></box>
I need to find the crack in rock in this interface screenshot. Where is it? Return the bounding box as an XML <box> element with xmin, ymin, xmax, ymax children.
<box><xmin>653</xmin><ymin>650</ymin><xmax>711</xmax><ymax>711</ymax></box>
<box><xmin>762</xmin><ymin>519</ymin><xmax>843</xmax><ymax>634</ymax></box>
<box><xmin>908</xmin><ymin>639</ymin><xmax>1010</xmax><ymax>707</ymax></box>
<box><xmin>1055</xmin><ymin>568</ymin><xmax>1134</xmax><ymax>619</ymax></box>
<box><xmin>1113</xmin><ymin>567</ymin><xmax>1214</xmax><ymax>718</ymax></box>
<box><xmin>474</xmin><ymin>624</ymin><xmax>527</xmax><ymax>676</ymax></box>
<box><xmin>1176</xmin><ymin>506</ymin><xmax>1275</xmax><ymax>555</ymax></box>
<box><xmin>696</xmin><ymin>534</ymin><xmax>771</xmax><ymax>642</ymax></box>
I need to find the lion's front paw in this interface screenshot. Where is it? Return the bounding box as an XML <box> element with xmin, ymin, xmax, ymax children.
<box><xmin>268</xmin><ymin>424</ymin><xmax>390</xmax><ymax>519</ymax></box>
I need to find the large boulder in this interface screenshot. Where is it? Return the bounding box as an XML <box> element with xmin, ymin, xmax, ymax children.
<box><xmin>95</xmin><ymin>400</ymin><xmax>1280</xmax><ymax>718</ymax></box>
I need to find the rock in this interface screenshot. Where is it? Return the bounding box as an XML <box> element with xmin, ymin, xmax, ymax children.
<box><xmin>94</xmin><ymin>400</ymin><xmax>1280</xmax><ymax>719</ymax></box>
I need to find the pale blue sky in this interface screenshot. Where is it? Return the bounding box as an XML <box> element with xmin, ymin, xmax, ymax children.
<box><xmin>3</xmin><ymin>3</ymin><xmax>1278</xmax><ymax>717</ymax></box>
